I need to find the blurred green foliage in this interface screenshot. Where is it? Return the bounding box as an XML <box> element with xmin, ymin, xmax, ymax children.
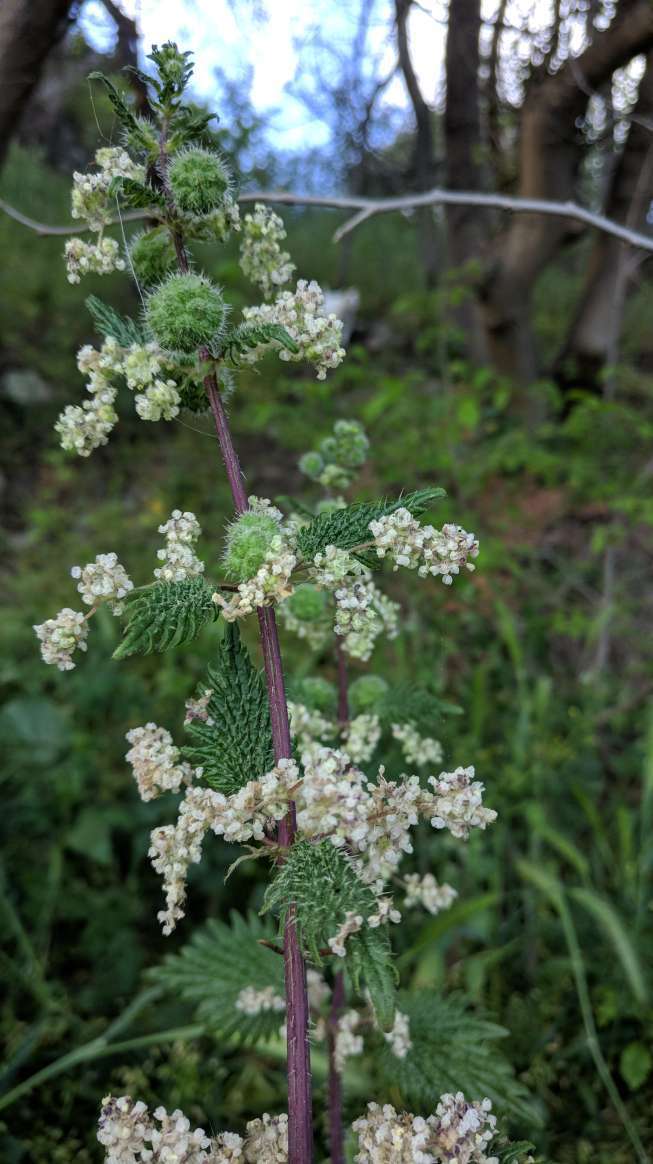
<box><xmin>1</xmin><ymin>109</ymin><xmax>653</xmax><ymax>1164</ymax></box>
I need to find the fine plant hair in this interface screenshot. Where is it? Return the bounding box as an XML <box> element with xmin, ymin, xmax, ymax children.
<box><xmin>33</xmin><ymin>43</ymin><xmax>538</xmax><ymax>1164</ymax></box>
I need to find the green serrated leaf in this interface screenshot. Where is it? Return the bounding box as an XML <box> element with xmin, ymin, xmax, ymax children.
<box><xmin>296</xmin><ymin>488</ymin><xmax>446</xmax><ymax>562</ymax></box>
<box><xmin>215</xmin><ymin>322</ymin><xmax>300</xmax><ymax>366</ymax></box>
<box><xmin>113</xmin><ymin>578</ymin><xmax>218</xmax><ymax>659</ymax></box>
<box><xmin>108</xmin><ymin>176</ymin><xmax>166</xmax><ymax>210</ymax></box>
<box><xmin>495</xmin><ymin>1141</ymin><xmax>538</xmax><ymax>1163</ymax></box>
<box><xmin>86</xmin><ymin>295</ymin><xmax>144</xmax><ymax>348</ymax></box>
<box><xmin>88</xmin><ymin>72</ymin><xmax>149</xmax><ymax>144</ymax></box>
<box><xmin>263</xmin><ymin>839</ymin><xmax>396</xmax><ymax>1028</ymax></box>
<box><xmin>378</xmin><ymin>991</ymin><xmax>540</xmax><ymax>1125</ymax></box>
<box><xmin>182</xmin><ymin>624</ymin><xmax>273</xmax><ymax>795</ymax></box>
<box><xmin>151</xmin><ymin>912</ymin><xmax>285</xmax><ymax>1044</ymax></box>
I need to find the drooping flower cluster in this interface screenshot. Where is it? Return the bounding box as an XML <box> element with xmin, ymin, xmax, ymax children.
<box><xmin>240</xmin><ymin>203</ymin><xmax>295</xmax><ymax>299</ymax></box>
<box><xmin>352</xmin><ymin>1094</ymin><xmax>498</xmax><ymax>1164</ymax></box>
<box><xmin>242</xmin><ymin>279</ymin><xmax>346</xmax><ymax>380</ymax></box>
<box><xmin>235</xmin><ymin>985</ymin><xmax>286</xmax><ymax>1015</ymax></box>
<box><xmin>383</xmin><ymin>1009</ymin><xmax>413</xmax><ymax>1059</ymax></box>
<box><xmin>71</xmin><ymin>552</ymin><xmax>133</xmax><ymax>615</ymax></box>
<box><xmin>154</xmin><ymin>510</ymin><xmax>205</xmax><ymax>582</ymax></box>
<box><xmin>309</xmin><ymin>546</ymin><xmax>400</xmax><ymax>661</ymax></box>
<box><xmin>392</xmin><ymin>722</ymin><xmax>443</xmax><ymax>768</ymax></box>
<box><xmin>55</xmin><ymin>336</ymin><xmax>182</xmax><ymax>457</ymax></box>
<box><xmin>33</xmin><ymin>608</ymin><xmax>89</xmax><ymax>671</ymax></box>
<box><xmin>429</xmin><ymin>767</ymin><xmax>497</xmax><ymax>840</ymax></box>
<box><xmin>343</xmin><ymin>714</ymin><xmax>381</xmax><ymax>764</ymax></box>
<box><xmin>150</xmin><ymin>760</ymin><xmax>300</xmax><ymax>932</ymax></box>
<box><xmin>369</xmin><ymin>509</ymin><xmax>479</xmax><ymax>585</ymax></box>
<box><xmin>126</xmin><ymin>722</ymin><xmax>195</xmax><ymax>802</ymax></box>
<box><xmin>97</xmin><ymin>1095</ymin><xmax>288</xmax><ymax>1163</ymax></box>
<box><xmin>327</xmin><ymin>910</ymin><xmax>364</xmax><ymax>957</ymax></box>
<box><xmin>66</xmin><ymin>147</ymin><xmax>145</xmax><ymax>283</ymax></box>
<box><xmin>334</xmin><ymin>1009</ymin><xmax>364</xmax><ymax>1071</ymax></box>
<box><xmin>403</xmin><ymin>873</ymin><xmax>458</xmax><ymax>916</ymax></box>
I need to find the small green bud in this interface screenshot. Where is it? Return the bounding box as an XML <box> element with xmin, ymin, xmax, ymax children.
<box><xmin>129</xmin><ymin>228</ymin><xmax>175</xmax><ymax>286</ymax></box>
<box><xmin>295</xmin><ymin>677</ymin><xmax>336</xmax><ymax>714</ymax></box>
<box><xmin>299</xmin><ymin>450</ymin><xmax>324</xmax><ymax>480</ymax></box>
<box><xmin>148</xmin><ymin>42</ymin><xmax>193</xmax><ymax>97</ymax></box>
<box><xmin>169</xmin><ymin>148</ymin><xmax>232</xmax><ymax>216</ymax></box>
<box><xmin>223</xmin><ymin>512</ymin><xmax>279</xmax><ymax>581</ymax></box>
<box><xmin>320</xmin><ymin>419</ymin><xmax>369</xmax><ymax>469</ymax></box>
<box><xmin>286</xmin><ymin>584</ymin><xmax>328</xmax><ymax>623</ymax></box>
<box><xmin>145</xmin><ymin>273</ymin><xmax>227</xmax><ymax>352</ymax></box>
<box><xmin>349</xmin><ymin>674</ymin><xmax>389</xmax><ymax>715</ymax></box>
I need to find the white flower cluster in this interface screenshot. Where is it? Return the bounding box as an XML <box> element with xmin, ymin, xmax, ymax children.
<box><xmin>67</xmin><ymin>148</ymin><xmax>144</xmax><ymax>283</ymax></box>
<box><xmin>71</xmin><ymin>552</ymin><xmax>133</xmax><ymax>614</ymax></box>
<box><xmin>98</xmin><ymin>1095</ymin><xmax>288</xmax><ymax>1164</ymax></box>
<box><xmin>327</xmin><ymin>910</ymin><xmax>364</xmax><ymax>957</ymax></box>
<box><xmin>403</xmin><ymin>873</ymin><xmax>458</xmax><ymax>916</ymax></box>
<box><xmin>343</xmin><ymin>714</ymin><xmax>381</xmax><ymax>764</ymax></box>
<box><xmin>71</xmin><ymin>147</ymin><xmax>144</xmax><ymax>230</ymax></box>
<box><xmin>288</xmin><ymin>701</ymin><xmax>336</xmax><ymax>759</ymax></box>
<box><xmin>240</xmin><ymin>203</ymin><xmax>295</xmax><ymax>299</ymax></box>
<box><xmin>383</xmin><ymin>1009</ymin><xmax>412</xmax><ymax>1059</ymax></box>
<box><xmin>55</xmin><ymin>381</ymin><xmax>118</xmax><ymax>457</ymax></box>
<box><xmin>392</xmin><ymin>722</ymin><xmax>443</xmax><ymax>768</ymax></box>
<box><xmin>369</xmin><ymin>509</ymin><xmax>479</xmax><ymax>585</ymax></box>
<box><xmin>135</xmin><ymin>378</ymin><xmax>181</xmax><ymax>421</ymax></box>
<box><xmin>242</xmin><ymin>279</ymin><xmax>346</xmax><ymax>380</ymax></box>
<box><xmin>154</xmin><ymin>510</ymin><xmax>205</xmax><ymax>583</ymax></box>
<box><xmin>56</xmin><ymin>337</ymin><xmax>180</xmax><ymax>457</ymax></box>
<box><xmin>335</xmin><ymin>1009</ymin><xmax>364</xmax><ymax>1071</ymax></box>
<box><xmin>65</xmin><ymin>236</ymin><xmax>125</xmax><ymax>284</ymax></box>
<box><xmin>309</xmin><ymin>547</ymin><xmax>399</xmax><ymax>661</ymax></box>
<box><xmin>429</xmin><ymin>767</ymin><xmax>497</xmax><ymax>839</ymax></box>
<box><xmin>306</xmin><ymin>967</ymin><xmax>331</xmax><ymax>1011</ymax></box>
<box><xmin>352</xmin><ymin>1094</ymin><xmax>498</xmax><ymax>1164</ymax></box>
<box><xmin>33</xmin><ymin>608</ymin><xmax>88</xmax><ymax>671</ymax></box>
<box><xmin>125</xmin><ymin>723</ymin><xmax>195</xmax><ymax>802</ymax></box>
<box><xmin>367</xmin><ymin>896</ymin><xmax>402</xmax><ymax>928</ymax></box>
<box><xmin>235</xmin><ymin>985</ymin><xmax>285</xmax><ymax>1015</ymax></box>
<box><xmin>243</xmin><ymin>1113</ymin><xmax>288</xmax><ymax>1163</ymax></box>
<box><xmin>150</xmin><ymin>760</ymin><xmax>299</xmax><ymax>932</ymax></box>
<box><xmin>184</xmin><ymin>689</ymin><xmax>214</xmax><ymax>725</ymax></box>
<box><xmin>215</xmin><ymin>536</ymin><xmax>297</xmax><ymax>621</ymax></box>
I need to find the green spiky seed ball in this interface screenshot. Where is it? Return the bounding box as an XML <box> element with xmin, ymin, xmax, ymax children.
<box><xmin>145</xmin><ymin>273</ymin><xmax>226</xmax><ymax>352</ymax></box>
<box><xmin>286</xmin><ymin>584</ymin><xmax>328</xmax><ymax>623</ymax></box>
<box><xmin>223</xmin><ymin>512</ymin><xmax>280</xmax><ymax>581</ymax></box>
<box><xmin>169</xmin><ymin>148</ymin><xmax>232</xmax><ymax>216</ymax></box>
<box><xmin>299</xmin><ymin>450</ymin><xmax>324</xmax><ymax>480</ymax></box>
<box><xmin>295</xmin><ymin>677</ymin><xmax>336</xmax><ymax>714</ymax></box>
<box><xmin>349</xmin><ymin>674</ymin><xmax>389</xmax><ymax>715</ymax></box>
<box><xmin>129</xmin><ymin>228</ymin><xmax>175</xmax><ymax>286</ymax></box>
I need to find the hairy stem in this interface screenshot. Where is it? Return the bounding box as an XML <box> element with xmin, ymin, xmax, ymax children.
<box><xmin>159</xmin><ymin>125</ymin><xmax>313</xmax><ymax>1161</ymax></box>
<box><xmin>326</xmin><ymin>638</ymin><xmax>350</xmax><ymax>1163</ymax></box>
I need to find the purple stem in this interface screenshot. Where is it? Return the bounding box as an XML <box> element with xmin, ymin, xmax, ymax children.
<box><xmin>326</xmin><ymin>637</ymin><xmax>350</xmax><ymax>1163</ymax></box>
<box><xmin>326</xmin><ymin>971</ymin><xmax>346</xmax><ymax>1164</ymax></box>
<box><xmin>203</xmin><ymin>370</ymin><xmax>313</xmax><ymax>1163</ymax></box>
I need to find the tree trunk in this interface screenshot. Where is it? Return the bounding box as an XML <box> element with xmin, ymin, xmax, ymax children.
<box><xmin>481</xmin><ymin>0</ymin><xmax>653</xmax><ymax>384</ymax></box>
<box><xmin>0</xmin><ymin>0</ymin><xmax>75</xmax><ymax>169</ymax></box>
<box><xmin>395</xmin><ymin>0</ymin><xmax>438</xmax><ymax>286</ymax></box>
<box><xmin>555</xmin><ymin>51</ymin><xmax>653</xmax><ymax>391</ymax></box>
<box><xmin>444</xmin><ymin>0</ymin><xmax>487</xmax><ymax>362</ymax></box>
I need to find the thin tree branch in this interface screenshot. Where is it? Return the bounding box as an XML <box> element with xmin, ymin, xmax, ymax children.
<box><xmin>3</xmin><ymin>187</ymin><xmax>653</xmax><ymax>251</ymax></box>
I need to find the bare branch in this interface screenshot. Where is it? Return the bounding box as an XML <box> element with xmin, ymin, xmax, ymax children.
<box><xmin>2</xmin><ymin>187</ymin><xmax>653</xmax><ymax>252</ymax></box>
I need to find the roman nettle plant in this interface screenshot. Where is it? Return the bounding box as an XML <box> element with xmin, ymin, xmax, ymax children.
<box><xmin>33</xmin><ymin>44</ymin><xmax>536</xmax><ymax>1164</ymax></box>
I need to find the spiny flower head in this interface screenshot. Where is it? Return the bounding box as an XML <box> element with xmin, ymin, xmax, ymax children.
<box><xmin>145</xmin><ymin>272</ymin><xmax>227</xmax><ymax>353</ymax></box>
<box><xmin>129</xmin><ymin>227</ymin><xmax>176</xmax><ymax>286</ymax></box>
<box><xmin>169</xmin><ymin>146</ymin><xmax>233</xmax><ymax>216</ymax></box>
<box><xmin>223</xmin><ymin>509</ymin><xmax>283</xmax><ymax>582</ymax></box>
<box><xmin>285</xmin><ymin>583</ymin><xmax>328</xmax><ymax>623</ymax></box>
